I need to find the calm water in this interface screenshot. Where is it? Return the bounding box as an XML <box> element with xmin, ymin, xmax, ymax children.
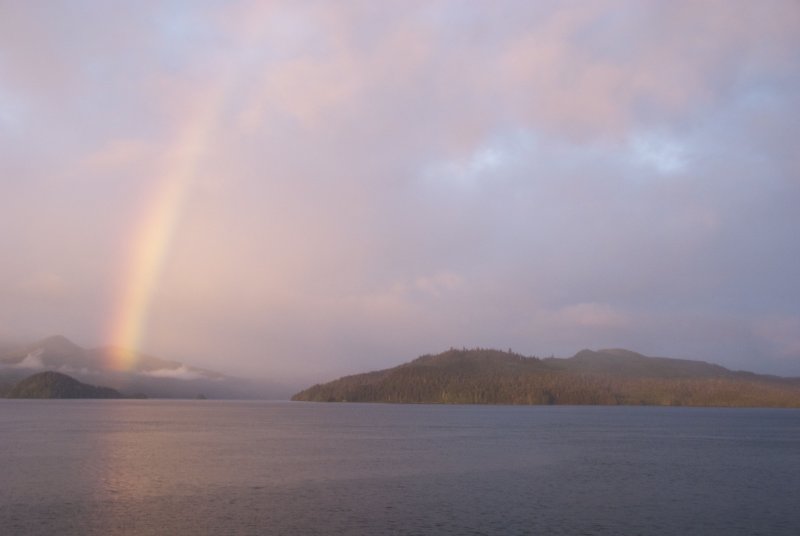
<box><xmin>1</xmin><ymin>401</ymin><xmax>799</xmax><ymax>535</ymax></box>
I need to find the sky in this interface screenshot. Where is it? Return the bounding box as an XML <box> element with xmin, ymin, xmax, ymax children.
<box><xmin>1</xmin><ymin>1</ymin><xmax>799</xmax><ymax>381</ymax></box>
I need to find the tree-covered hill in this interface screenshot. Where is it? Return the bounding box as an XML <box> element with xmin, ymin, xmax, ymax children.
<box><xmin>292</xmin><ymin>348</ymin><xmax>800</xmax><ymax>407</ymax></box>
<box><xmin>6</xmin><ymin>371</ymin><xmax>123</xmax><ymax>399</ymax></box>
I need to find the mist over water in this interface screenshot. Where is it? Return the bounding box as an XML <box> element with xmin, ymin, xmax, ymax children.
<box><xmin>2</xmin><ymin>401</ymin><xmax>799</xmax><ymax>535</ymax></box>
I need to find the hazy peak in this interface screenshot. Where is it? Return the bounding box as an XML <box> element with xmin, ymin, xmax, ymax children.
<box><xmin>2</xmin><ymin>336</ymin><xmax>222</xmax><ymax>379</ymax></box>
<box><xmin>35</xmin><ymin>334</ymin><xmax>84</xmax><ymax>354</ymax></box>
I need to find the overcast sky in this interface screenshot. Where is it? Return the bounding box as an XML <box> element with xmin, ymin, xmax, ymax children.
<box><xmin>1</xmin><ymin>1</ymin><xmax>799</xmax><ymax>381</ymax></box>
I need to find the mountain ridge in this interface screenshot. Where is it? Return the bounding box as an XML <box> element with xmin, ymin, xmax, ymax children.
<box><xmin>292</xmin><ymin>347</ymin><xmax>800</xmax><ymax>407</ymax></box>
<box><xmin>7</xmin><ymin>371</ymin><xmax>124</xmax><ymax>399</ymax></box>
<box><xmin>0</xmin><ymin>335</ymin><xmax>222</xmax><ymax>378</ymax></box>
<box><xmin>0</xmin><ymin>335</ymin><xmax>292</xmax><ymax>399</ymax></box>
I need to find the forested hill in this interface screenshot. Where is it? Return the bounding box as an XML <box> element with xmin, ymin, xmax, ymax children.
<box><xmin>6</xmin><ymin>371</ymin><xmax>123</xmax><ymax>399</ymax></box>
<box><xmin>291</xmin><ymin>348</ymin><xmax>800</xmax><ymax>407</ymax></box>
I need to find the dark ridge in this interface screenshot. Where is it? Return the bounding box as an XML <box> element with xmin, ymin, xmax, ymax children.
<box><xmin>292</xmin><ymin>347</ymin><xmax>800</xmax><ymax>407</ymax></box>
<box><xmin>7</xmin><ymin>371</ymin><xmax>123</xmax><ymax>399</ymax></box>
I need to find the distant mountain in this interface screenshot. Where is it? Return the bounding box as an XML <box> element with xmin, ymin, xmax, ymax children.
<box><xmin>0</xmin><ymin>335</ymin><xmax>292</xmax><ymax>399</ymax></box>
<box><xmin>0</xmin><ymin>334</ymin><xmax>222</xmax><ymax>378</ymax></box>
<box><xmin>7</xmin><ymin>371</ymin><xmax>123</xmax><ymax>399</ymax></box>
<box><xmin>292</xmin><ymin>348</ymin><xmax>800</xmax><ymax>407</ymax></box>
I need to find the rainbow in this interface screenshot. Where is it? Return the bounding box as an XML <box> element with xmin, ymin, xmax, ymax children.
<box><xmin>107</xmin><ymin>88</ymin><xmax>227</xmax><ymax>371</ymax></box>
<box><xmin>105</xmin><ymin>13</ymin><xmax>272</xmax><ymax>371</ymax></box>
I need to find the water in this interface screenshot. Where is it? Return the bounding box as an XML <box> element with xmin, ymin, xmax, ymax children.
<box><xmin>1</xmin><ymin>401</ymin><xmax>799</xmax><ymax>535</ymax></box>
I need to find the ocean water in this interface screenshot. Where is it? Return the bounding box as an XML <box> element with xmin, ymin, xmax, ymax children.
<box><xmin>1</xmin><ymin>401</ymin><xmax>799</xmax><ymax>535</ymax></box>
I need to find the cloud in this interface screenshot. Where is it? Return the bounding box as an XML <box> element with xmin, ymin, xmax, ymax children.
<box><xmin>14</xmin><ymin>272</ymin><xmax>69</xmax><ymax>299</ymax></box>
<box><xmin>629</xmin><ymin>132</ymin><xmax>689</xmax><ymax>175</ymax></box>
<box><xmin>9</xmin><ymin>349</ymin><xmax>45</xmax><ymax>369</ymax></box>
<box><xmin>141</xmin><ymin>365</ymin><xmax>206</xmax><ymax>380</ymax></box>
<box><xmin>0</xmin><ymin>1</ymin><xmax>798</xmax><ymax>378</ymax></box>
<box><xmin>80</xmin><ymin>140</ymin><xmax>153</xmax><ymax>173</ymax></box>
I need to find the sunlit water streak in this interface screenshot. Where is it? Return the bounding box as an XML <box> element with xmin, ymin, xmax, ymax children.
<box><xmin>1</xmin><ymin>402</ymin><xmax>799</xmax><ymax>535</ymax></box>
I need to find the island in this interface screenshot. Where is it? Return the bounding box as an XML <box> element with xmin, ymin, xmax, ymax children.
<box><xmin>6</xmin><ymin>371</ymin><xmax>124</xmax><ymax>399</ymax></box>
<box><xmin>292</xmin><ymin>348</ymin><xmax>800</xmax><ymax>407</ymax></box>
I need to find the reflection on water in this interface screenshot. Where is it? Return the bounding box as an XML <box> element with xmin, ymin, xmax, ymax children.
<box><xmin>1</xmin><ymin>401</ymin><xmax>799</xmax><ymax>535</ymax></box>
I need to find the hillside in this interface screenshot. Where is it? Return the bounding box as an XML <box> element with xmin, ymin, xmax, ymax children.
<box><xmin>292</xmin><ymin>348</ymin><xmax>800</xmax><ymax>407</ymax></box>
<box><xmin>7</xmin><ymin>371</ymin><xmax>123</xmax><ymax>399</ymax></box>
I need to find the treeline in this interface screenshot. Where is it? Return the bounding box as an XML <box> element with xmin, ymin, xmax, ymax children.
<box><xmin>292</xmin><ymin>348</ymin><xmax>800</xmax><ymax>408</ymax></box>
<box><xmin>5</xmin><ymin>371</ymin><xmax>123</xmax><ymax>399</ymax></box>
